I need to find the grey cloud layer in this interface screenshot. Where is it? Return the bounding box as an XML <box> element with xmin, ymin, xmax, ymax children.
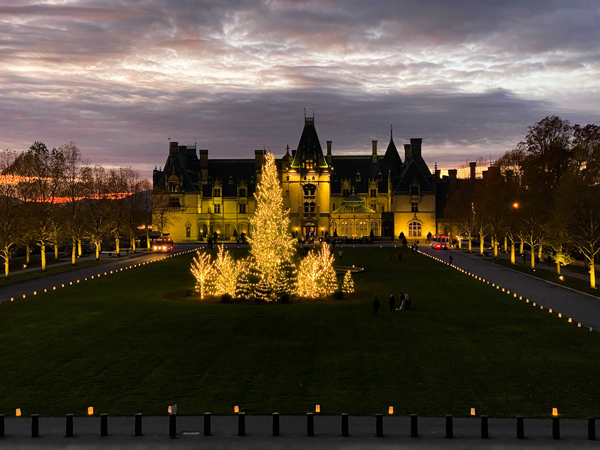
<box><xmin>1</xmin><ymin>0</ymin><xmax>599</xmax><ymax>175</ymax></box>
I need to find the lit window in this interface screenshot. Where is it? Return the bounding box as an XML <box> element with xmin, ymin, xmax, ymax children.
<box><xmin>186</xmin><ymin>226</ymin><xmax>191</xmax><ymax>238</ymax></box>
<box><xmin>409</xmin><ymin>221</ymin><xmax>421</xmax><ymax>237</ymax></box>
<box><xmin>214</xmin><ymin>204</ymin><xmax>221</xmax><ymax>214</ymax></box>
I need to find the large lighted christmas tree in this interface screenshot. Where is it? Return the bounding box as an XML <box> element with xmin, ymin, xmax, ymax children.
<box><xmin>248</xmin><ymin>152</ymin><xmax>297</xmax><ymax>300</ymax></box>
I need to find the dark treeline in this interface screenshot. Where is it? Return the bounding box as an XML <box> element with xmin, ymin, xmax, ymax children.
<box><xmin>0</xmin><ymin>141</ymin><xmax>153</xmax><ymax>278</ymax></box>
<box><xmin>442</xmin><ymin>116</ymin><xmax>600</xmax><ymax>288</ymax></box>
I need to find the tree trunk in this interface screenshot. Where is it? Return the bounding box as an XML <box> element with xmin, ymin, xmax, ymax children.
<box><xmin>556</xmin><ymin>262</ymin><xmax>561</xmax><ymax>276</ymax></box>
<box><xmin>468</xmin><ymin>232</ymin><xmax>472</xmax><ymax>252</ymax></box>
<box><xmin>72</xmin><ymin>237</ymin><xmax>77</xmax><ymax>265</ymax></box>
<box><xmin>504</xmin><ymin>236</ymin><xmax>508</xmax><ymax>253</ymax></box>
<box><xmin>520</xmin><ymin>240</ymin><xmax>524</xmax><ymax>255</ymax></box>
<box><xmin>479</xmin><ymin>235</ymin><xmax>484</xmax><ymax>255</ymax></box>
<box><xmin>146</xmin><ymin>228</ymin><xmax>150</xmax><ymax>249</ymax></box>
<box><xmin>511</xmin><ymin>243</ymin><xmax>515</xmax><ymax>264</ymax></box>
<box><xmin>493</xmin><ymin>239</ymin><xmax>498</xmax><ymax>258</ymax></box>
<box><xmin>131</xmin><ymin>232</ymin><xmax>136</xmax><ymax>252</ymax></box>
<box><xmin>116</xmin><ymin>237</ymin><xmax>120</xmax><ymax>256</ymax></box>
<box><xmin>590</xmin><ymin>260</ymin><xmax>596</xmax><ymax>289</ymax></box>
<box><xmin>54</xmin><ymin>244</ymin><xmax>59</xmax><ymax>261</ymax></box>
<box><xmin>95</xmin><ymin>243</ymin><xmax>100</xmax><ymax>261</ymax></box>
<box><xmin>41</xmin><ymin>244</ymin><xmax>46</xmax><ymax>271</ymax></box>
<box><xmin>530</xmin><ymin>245</ymin><xmax>535</xmax><ymax>270</ymax></box>
<box><xmin>4</xmin><ymin>249</ymin><xmax>9</xmax><ymax>278</ymax></box>
<box><xmin>78</xmin><ymin>240</ymin><xmax>82</xmax><ymax>257</ymax></box>
<box><xmin>538</xmin><ymin>243</ymin><xmax>543</xmax><ymax>260</ymax></box>
<box><xmin>26</xmin><ymin>245</ymin><xmax>30</xmax><ymax>264</ymax></box>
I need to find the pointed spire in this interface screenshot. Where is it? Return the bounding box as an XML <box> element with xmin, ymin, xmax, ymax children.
<box><xmin>390</xmin><ymin>124</ymin><xmax>393</xmax><ymax>140</ymax></box>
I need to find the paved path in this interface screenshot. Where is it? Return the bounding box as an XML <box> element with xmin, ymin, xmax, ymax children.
<box><xmin>0</xmin><ymin>415</ymin><xmax>597</xmax><ymax>449</ymax></box>
<box><xmin>0</xmin><ymin>244</ymin><xmax>199</xmax><ymax>304</ymax></box>
<box><xmin>420</xmin><ymin>247</ymin><xmax>600</xmax><ymax>331</ymax></box>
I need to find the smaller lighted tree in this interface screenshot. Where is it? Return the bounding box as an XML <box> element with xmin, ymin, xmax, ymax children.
<box><xmin>235</xmin><ymin>258</ymin><xmax>252</xmax><ymax>299</ymax></box>
<box><xmin>342</xmin><ymin>270</ymin><xmax>354</xmax><ymax>294</ymax></box>
<box><xmin>296</xmin><ymin>244</ymin><xmax>337</xmax><ymax>298</ymax></box>
<box><xmin>190</xmin><ymin>249</ymin><xmax>215</xmax><ymax>299</ymax></box>
<box><xmin>214</xmin><ymin>245</ymin><xmax>238</xmax><ymax>297</ymax></box>
<box><xmin>296</xmin><ymin>251</ymin><xmax>321</xmax><ymax>298</ymax></box>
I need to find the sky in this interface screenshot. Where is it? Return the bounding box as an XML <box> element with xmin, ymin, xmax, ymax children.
<box><xmin>1</xmin><ymin>0</ymin><xmax>599</xmax><ymax>178</ymax></box>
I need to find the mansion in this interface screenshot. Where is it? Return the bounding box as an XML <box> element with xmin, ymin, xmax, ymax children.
<box><xmin>153</xmin><ymin>116</ymin><xmax>447</xmax><ymax>243</ymax></box>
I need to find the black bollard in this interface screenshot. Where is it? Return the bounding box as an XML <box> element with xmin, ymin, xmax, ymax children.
<box><xmin>307</xmin><ymin>413</ymin><xmax>314</xmax><ymax>437</ymax></box>
<box><xmin>375</xmin><ymin>413</ymin><xmax>383</xmax><ymax>437</ymax></box>
<box><xmin>552</xmin><ymin>417</ymin><xmax>560</xmax><ymax>440</ymax></box>
<box><xmin>341</xmin><ymin>413</ymin><xmax>349</xmax><ymax>437</ymax></box>
<box><xmin>204</xmin><ymin>412</ymin><xmax>211</xmax><ymax>436</ymax></box>
<box><xmin>516</xmin><ymin>416</ymin><xmax>524</xmax><ymax>439</ymax></box>
<box><xmin>589</xmin><ymin>417</ymin><xmax>596</xmax><ymax>440</ymax></box>
<box><xmin>238</xmin><ymin>412</ymin><xmax>245</xmax><ymax>436</ymax></box>
<box><xmin>66</xmin><ymin>414</ymin><xmax>74</xmax><ymax>437</ymax></box>
<box><xmin>272</xmin><ymin>413</ymin><xmax>280</xmax><ymax>436</ymax></box>
<box><xmin>31</xmin><ymin>414</ymin><xmax>39</xmax><ymax>438</ymax></box>
<box><xmin>169</xmin><ymin>413</ymin><xmax>177</xmax><ymax>439</ymax></box>
<box><xmin>481</xmin><ymin>415</ymin><xmax>489</xmax><ymax>439</ymax></box>
<box><xmin>410</xmin><ymin>414</ymin><xmax>418</xmax><ymax>438</ymax></box>
<box><xmin>445</xmin><ymin>415</ymin><xmax>453</xmax><ymax>438</ymax></box>
<box><xmin>134</xmin><ymin>413</ymin><xmax>142</xmax><ymax>437</ymax></box>
<box><xmin>100</xmin><ymin>413</ymin><xmax>108</xmax><ymax>437</ymax></box>
<box><xmin>0</xmin><ymin>414</ymin><xmax>4</xmax><ymax>438</ymax></box>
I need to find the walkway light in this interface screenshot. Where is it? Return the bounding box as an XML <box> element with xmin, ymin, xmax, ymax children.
<box><xmin>388</xmin><ymin>406</ymin><xmax>394</xmax><ymax>415</ymax></box>
<box><xmin>315</xmin><ymin>405</ymin><xmax>320</xmax><ymax>413</ymax></box>
<box><xmin>552</xmin><ymin>408</ymin><xmax>558</xmax><ymax>416</ymax></box>
<box><xmin>88</xmin><ymin>407</ymin><xmax>94</xmax><ymax>415</ymax></box>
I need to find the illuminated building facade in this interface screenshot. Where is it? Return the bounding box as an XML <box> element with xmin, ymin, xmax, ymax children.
<box><xmin>153</xmin><ymin>116</ymin><xmax>439</xmax><ymax>242</ymax></box>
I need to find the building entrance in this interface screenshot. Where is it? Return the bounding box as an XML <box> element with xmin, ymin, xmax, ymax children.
<box><xmin>302</xmin><ymin>222</ymin><xmax>317</xmax><ymax>242</ymax></box>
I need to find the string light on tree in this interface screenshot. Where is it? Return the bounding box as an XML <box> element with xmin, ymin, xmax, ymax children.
<box><xmin>342</xmin><ymin>270</ymin><xmax>354</xmax><ymax>294</ymax></box>
<box><xmin>190</xmin><ymin>249</ymin><xmax>215</xmax><ymax>299</ymax></box>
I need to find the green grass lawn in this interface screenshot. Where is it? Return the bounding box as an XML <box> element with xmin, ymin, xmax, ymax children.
<box><xmin>0</xmin><ymin>246</ymin><xmax>598</xmax><ymax>418</ymax></box>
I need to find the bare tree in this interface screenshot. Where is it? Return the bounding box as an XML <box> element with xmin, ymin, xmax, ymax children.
<box><xmin>0</xmin><ymin>150</ymin><xmax>23</xmax><ymax>278</ymax></box>
<box><xmin>81</xmin><ymin>165</ymin><xmax>110</xmax><ymax>260</ymax></box>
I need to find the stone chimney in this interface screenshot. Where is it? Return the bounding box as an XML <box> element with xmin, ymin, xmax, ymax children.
<box><xmin>404</xmin><ymin>144</ymin><xmax>412</xmax><ymax>161</ymax></box>
<box><xmin>169</xmin><ymin>141</ymin><xmax>178</xmax><ymax>155</ymax></box>
<box><xmin>469</xmin><ymin>161</ymin><xmax>477</xmax><ymax>180</ymax></box>
<box><xmin>255</xmin><ymin>149</ymin><xmax>266</xmax><ymax>171</ymax></box>
<box><xmin>448</xmin><ymin>169</ymin><xmax>457</xmax><ymax>191</ymax></box>
<box><xmin>372</xmin><ymin>140</ymin><xmax>377</xmax><ymax>163</ymax></box>
<box><xmin>326</xmin><ymin>140</ymin><xmax>332</xmax><ymax>165</ymax></box>
<box><xmin>435</xmin><ymin>169</ymin><xmax>441</xmax><ymax>179</ymax></box>
<box><xmin>199</xmin><ymin>149</ymin><xmax>208</xmax><ymax>169</ymax></box>
<box><xmin>410</xmin><ymin>138</ymin><xmax>422</xmax><ymax>158</ymax></box>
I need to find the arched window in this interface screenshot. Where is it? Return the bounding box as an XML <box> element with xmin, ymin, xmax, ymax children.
<box><xmin>409</xmin><ymin>221</ymin><xmax>422</xmax><ymax>237</ymax></box>
<box><xmin>341</xmin><ymin>220</ymin><xmax>351</xmax><ymax>237</ymax></box>
<box><xmin>303</xmin><ymin>184</ymin><xmax>316</xmax><ymax>197</ymax></box>
<box><xmin>356</xmin><ymin>220</ymin><xmax>368</xmax><ymax>237</ymax></box>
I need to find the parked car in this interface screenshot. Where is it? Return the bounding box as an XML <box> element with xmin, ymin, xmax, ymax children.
<box><xmin>152</xmin><ymin>237</ymin><xmax>173</xmax><ymax>252</ymax></box>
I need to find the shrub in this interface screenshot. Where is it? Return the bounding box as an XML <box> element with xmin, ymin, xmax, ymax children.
<box><xmin>333</xmin><ymin>290</ymin><xmax>344</xmax><ymax>300</ymax></box>
<box><xmin>279</xmin><ymin>293</ymin><xmax>291</xmax><ymax>303</ymax></box>
<box><xmin>221</xmin><ymin>293</ymin><xmax>232</xmax><ymax>303</ymax></box>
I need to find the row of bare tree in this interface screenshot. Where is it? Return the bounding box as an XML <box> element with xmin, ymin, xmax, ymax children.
<box><xmin>0</xmin><ymin>142</ymin><xmax>153</xmax><ymax>278</ymax></box>
<box><xmin>442</xmin><ymin>116</ymin><xmax>600</xmax><ymax>288</ymax></box>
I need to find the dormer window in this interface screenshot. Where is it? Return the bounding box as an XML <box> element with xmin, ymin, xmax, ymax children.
<box><xmin>214</xmin><ymin>188</ymin><xmax>221</xmax><ymax>197</ymax></box>
<box><xmin>229</xmin><ymin>176</ymin><xmax>234</xmax><ymax>185</ymax></box>
<box><xmin>356</xmin><ymin>171</ymin><xmax>361</xmax><ymax>182</ymax></box>
<box><xmin>411</xmin><ymin>185</ymin><xmax>419</xmax><ymax>195</ymax></box>
<box><xmin>378</xmin><ymin>171</ymin><xmax>382</xmax><ymax>181</ymax></box>
<box><xmin>239</xmin><ymin>188</ymin><xmax>246</xmax><ymax>197</ymax></box>
<box><xmin>169</xmin><ymin>182</ymin><xmax>178</xmax><ymax>192</ymax></box>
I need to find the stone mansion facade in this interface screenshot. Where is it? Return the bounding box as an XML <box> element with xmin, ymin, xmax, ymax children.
<box><xmin>153</xmin><ymin>116</ymin><xmax>443</xmax><ymax>243</ymax></box>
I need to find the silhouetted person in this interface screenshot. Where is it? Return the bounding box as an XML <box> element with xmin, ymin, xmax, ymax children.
<box><xmin>449</xmin><ymin>255</ymin><xmax>453</xmax><ymax>265</ymax></box>
<box><xmin>389</xmin><ymin>295</ymin><xmax>396</xmax><ymax>313</ymax></box>
<box><xmin>372</xmin><ymin>297</ymin><xmax>380</xmax><ymax>316</ymax></box>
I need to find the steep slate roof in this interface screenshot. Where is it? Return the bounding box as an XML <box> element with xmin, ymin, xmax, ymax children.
<box><xmin>201</xmin><ymin>159</ymin><xmax>256</xmax><ymax>197</ymax></box>
<box><xmin>290</xmin><ymin>116</ymin><xmax>328</xmax><ymax>169</ymax></box>
<box><xmin>393</xmin><ymin>153</ymin><xmax>435</xmax><ymax>193</ymax></box>
<box><xmin>154</xmin><ymin>145</ymin><xmax>201</xmax><ymax>192</ymax></box>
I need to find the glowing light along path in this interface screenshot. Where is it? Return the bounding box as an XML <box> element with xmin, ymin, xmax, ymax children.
<box><xmin>417</xmin><ymin>250</ymin><xmax>593</xmax><ymax>332</ymax></box>
<box><xmin>0</xmin><ymin>249</ymin><xmax>197</xmax><ymax>305</ymax></box>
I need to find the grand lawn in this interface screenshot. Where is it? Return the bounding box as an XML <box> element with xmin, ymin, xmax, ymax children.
<box><xmin>0</xmin><ymin>246</ymin><xmax>598</xmax><ymax>418</ymax></box>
